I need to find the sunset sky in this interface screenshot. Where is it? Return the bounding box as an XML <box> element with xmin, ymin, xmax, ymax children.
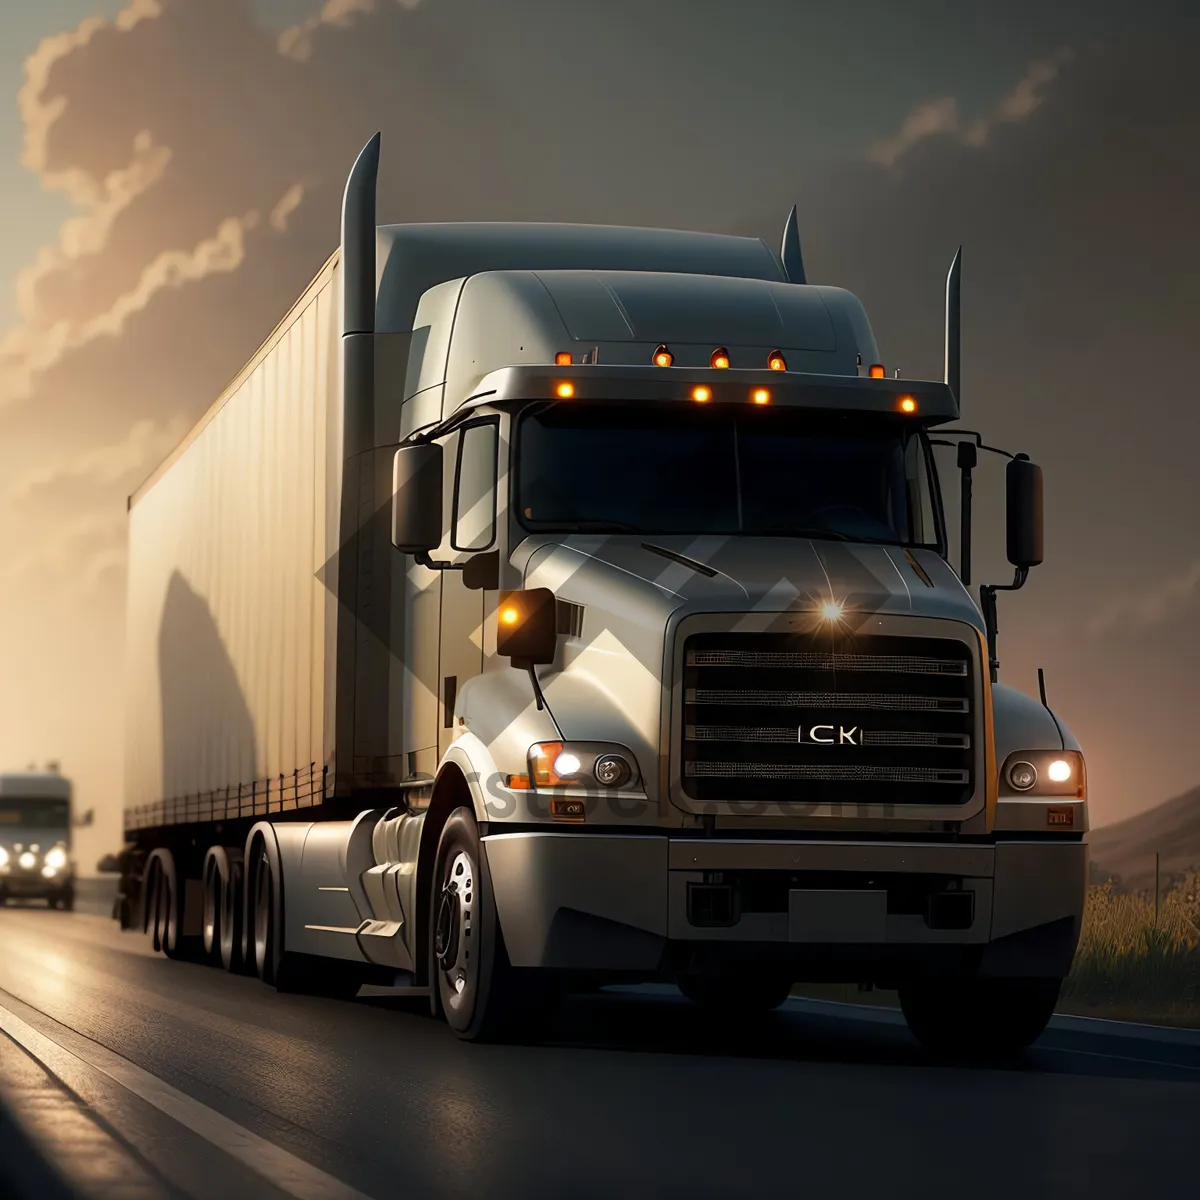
<box><xmin>0</xmin><ymin>0</ymin><xmax>1196</xmax><ymax>871</ymax></box>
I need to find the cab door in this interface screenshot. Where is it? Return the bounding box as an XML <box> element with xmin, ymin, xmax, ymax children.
<box><xmin>437</xmin><ymin>418</ymin><xmax>500</xmax><ymax>759</ymax></box>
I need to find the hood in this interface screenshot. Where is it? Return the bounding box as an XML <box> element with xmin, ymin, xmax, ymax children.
<box><xmin>518</xmin><ymin>534</ymin><xmax>984</xmax><ymax>631</ymax></box>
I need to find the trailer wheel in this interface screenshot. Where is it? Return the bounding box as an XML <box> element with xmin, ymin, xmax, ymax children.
<box><xmin>202</xmin><ymin>856</ymin><xmax>222</xmax><ymax>962</ymax></box>
<box><xmin>676</xmin><ymin>970</ymin><xmax>794</xmax><ymax>1015</ymax></box>
<box><xmin>250</xmin><ymin>848</ymin><xmax>279</xmax><ymax>986</ymax></box>
<box><xmin>219</xmin><ymin>851</ymin><xmax>245</xmax><ymax>974</ymax></box>
<box><xmin>899</xmin><ymin>976</ymin><xmax>1062</xmax><ymax>1057</ymax></box>
<box><xmin>429</xmin><ymin>807</ymin><xmax>551</xmax><ymax>1042</ymax></box>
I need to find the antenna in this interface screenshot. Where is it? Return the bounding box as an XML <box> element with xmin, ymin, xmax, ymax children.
<box><xmin>781</xmin><ymin>205</ymin><xmax>807</xmax><ymax>285</ymax></box>
<box><xmin>944</xmin><ymin>245</ymin><xmax>961</xmax><ymax>406</ymax></box>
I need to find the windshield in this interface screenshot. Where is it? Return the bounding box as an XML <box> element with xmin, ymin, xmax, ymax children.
<box><xmin>515</xmin><ymin>402</ymin><xmax>942</xmax><ymax>546</ymax></box>
<box><xmin>0</xmin><ymin>797</ymin><xmax>69</xmax><ymax>831</ymax></box>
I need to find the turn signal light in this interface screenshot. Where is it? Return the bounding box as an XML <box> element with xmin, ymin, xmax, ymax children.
<box><xmin>529</xmin><ymin>742</ymin><xmax>584</xmax><ymax>788</ymax></box>
<box><xmin>653</xmin><ymin>344</ymin><xmax>674</xmax><ymax>367</ymax></box>
<box><xmin>555</xmin><ymin>351</ymin><xmax>572</xmax><ymax>366</ymax></box>
<box><xmin>898</xmin><ymin>395</ymin><xmax>918</xmax><ymax>413</ymax></box>
<box><xmin>710</xmin><ymin>347</ymin><xmax>730</xmax><ymax>369</ymax></box>
<box><xmin>691</xmin><ymin>385</ymin><xmax>711</xmax><ymax>403</ymax></box>
<box><xmin>751</xmin><ymin>388</ymin><xmax>771</xmax><ymax>405</ymax></box>
<box><xmin>496</xmin><ymin>588</ymin><xmax>558</xmax><ymax>664</ymax></box>
<box><xmin>869</xmin><ymin>363</ymin><xmax>886</xmax><ymax>379</ymax></box>
<box><xmin>555</xmin><ymin>381</ymin><xmax>574</xmax><ymax>398</ymax></box>
<box><xmin>767</xmin><ymin>350</ymin><xmax>787</xmax><ymax>371</ymax></box>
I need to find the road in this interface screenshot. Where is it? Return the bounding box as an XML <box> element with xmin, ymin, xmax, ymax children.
<box><xmin>0</xmin><ymin>896</ymin><xmax>1197</xmax><ymax>1200</ymax></box>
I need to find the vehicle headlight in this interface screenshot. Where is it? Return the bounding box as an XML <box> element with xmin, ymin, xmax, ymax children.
<box><xmin>44</xmin><ymin>846</ymin><xmax>67</xmax><ymax>871</ymax></box>
<box><xmin>0</xmin><ymin>846</ymin><xmax>8</xmax><ymax>868</ymax></box>
<box><xmin>18</xmin><ymin>851</ymin><xmax>37</xmax><ymax>870</ymax></box>
<box><xmin>1000</xmin><ymin>750</ymin><xmax>1085</xmax><ymax>797</ymax></box>
<box><xmin>525</xmin><ymin>742</ymin><xmax>640</xmax><ymax>790</ymax></box>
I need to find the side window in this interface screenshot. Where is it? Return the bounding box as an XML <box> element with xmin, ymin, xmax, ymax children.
<box><xmin>904</xmin><ymin>435</ymin><xmax>938</xmax><ymax>546</ymax></box>
<box><xmin>452</xmin><ymin>421</ymin><xmax>499</xmax><ymax>551</ymax></box>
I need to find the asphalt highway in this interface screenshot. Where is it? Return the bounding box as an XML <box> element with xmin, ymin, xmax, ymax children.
<box><xmin>0</xmin><ymin>898</ymin><xmax>1198</xmax><ymax>1200</ymax></box>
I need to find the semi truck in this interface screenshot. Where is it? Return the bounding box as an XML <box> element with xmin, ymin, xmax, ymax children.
<box><xmin>0</xmin><ymin>767</ymin><xmax>76</xmax><ymax>909</ymax></box>
<box><xmin>114</xmin><ymin>133</ymin><xmax>1088</xmax><ymax>1052</ymax></box>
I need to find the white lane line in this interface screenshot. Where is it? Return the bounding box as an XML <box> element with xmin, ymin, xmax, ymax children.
<box><xmin>1052</xmin><ymin>1046</ymin><xmax>1200</xmax><ymax>1073</ymax></box>
<box><xmin>0</xmin><ymin>998</ymin><xmax>373</xmax><ymax>1200</ymax></box>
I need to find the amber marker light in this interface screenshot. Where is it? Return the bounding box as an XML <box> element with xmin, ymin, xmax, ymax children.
<box><xmin>767</xmin><ymin>350</ymin><xmax>787</xmax><ymax>371</ymax></box>
<box><xmin>869</xmin><ymin>363</ymin><xmax>886</xmax><ymax>378</ymax></box>
<box><xmin>710</xmin><ymin>347</ymin><xmax>730</xmax><ymax>369</ymax></box>
<box><xmin>555</xmin><ymin>351</ymin><xmax>572</xmax><ymax>366</ymax></box>
<box><xmin>898</xmin><ymin>395</ymin><xmax>918</xmax><ymax>414</ymax></box>
<box><xmin>653</xmin><ymin>344</ymin><xmax>674</xmax><ymax>367</ymax></box>
<box><xmin>499</xmin><ymin>604</ymin><xmax>521</xmax><ymax>626</ymax></box>
<box><xmin>555</xmin><ymin>381</ymin><xmax>575</xmax><ymax>398</ymax></box>
<box><xmin>751</xmin><ymin>388</ymin><xmax>771</xmax><ymax>405</ymax></box>
<box><xmin>691</xmin><ymin>385</ymin><xmax>712</xmax><ymax>403</ymax></box>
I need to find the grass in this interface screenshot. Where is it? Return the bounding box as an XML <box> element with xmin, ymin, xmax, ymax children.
<box><xmin>791</xmin><ymin>871</ymin><xmax>1200</xmax><ymax>1028</ymax></box>
<box><xmin>1059</xmin><ymin>870</ymin><xmax>1200</xmax><ymax>1026</ymax></box>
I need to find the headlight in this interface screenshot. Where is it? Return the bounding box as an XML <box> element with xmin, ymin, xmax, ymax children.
<box><xmin>18</xmin><ymin>851</ymin><xmax>37</xmax><ymax>870</ymax></box>
<box><xmin>45</xmin><ymin>846</ymin><xmax>67</xmax><ymax>871</ymax></box>
<box><xmin>526</xmin><ymin>742</ymin><xmax>640</xmax><ymax>790</ymax></box>
<box><xmin>0</xmin><ymin>846</ymin><xmax>8</xmax><ymax>868</ymax></box>
<box><xmin>1000</xmin><ymin>750</ymin><xmax>1085</xmax><ymax>797</ymax></box>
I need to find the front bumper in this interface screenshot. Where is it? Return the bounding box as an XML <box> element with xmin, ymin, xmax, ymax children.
<box><xmin>483</xmin><ymin>832</ymin><xmax>1087</xmax><ymax>981</ymax></box>
<box><xmin>0</xmin><ymin>872</ymin><xmax>73</xmax><ymax>899</ymax></box>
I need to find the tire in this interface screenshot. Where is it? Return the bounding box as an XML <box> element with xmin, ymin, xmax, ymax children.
<box><xmin>202</xmin><ymin>857</ymin><xmax>222</xmax><ymax>962</ymax></box>
<box><xmin>676</xmin><ymin>970</ymin><xmax>794</xmax><ymax>1015</ymax></box>
<box><xmin>60</xmin><ymin>886</ymin><xmax>75</xmax><ymax>913</ymax></box>
<box><xmin>429</xmin><ymin>807</ymin><xmax>552</xmax><ymax>1042</ymax></box>
<box><xmin>899</xmin><ymin>976</ymin><xmax>1062</xmax><ymax>1057</ymax></box>
<box><xmin>219</xmin><ymin>852</ymin><xmax>245</xmax><ymax>974</ymax></box>
<box><xmin>250</xmin><ymin>847</ymin><xmax>279</xmax><ymax>986</ymax></box>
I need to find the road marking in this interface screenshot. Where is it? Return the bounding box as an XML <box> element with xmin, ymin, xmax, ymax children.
<box><xmin>0</xmin><ymin>998</ymin><xmax>373</xmax><ymax>1200</ymax></box>
<box><xmin>1052</xmin><ymin>1046</ymin><xmax>1200</xmax><ymax>1073</ymax></box>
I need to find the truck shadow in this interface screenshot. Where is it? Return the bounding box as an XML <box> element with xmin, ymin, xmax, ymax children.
<box><xmin>362</xmin><ymin>985</ymin><xmax>1200</xmax><ymax>1085</ymax></box>
<box><xmin>157</xmin><ymin>570</ymin><xmax>258</xmax><ymax>811</ymax></box>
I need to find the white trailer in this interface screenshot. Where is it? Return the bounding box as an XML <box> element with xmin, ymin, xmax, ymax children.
<box><xmin>116</xmin><ymin>134</ymin><xmax>1088</xmax><ymax>1052</ymax></box>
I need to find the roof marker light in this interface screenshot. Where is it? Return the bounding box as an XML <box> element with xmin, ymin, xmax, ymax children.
<box><xmin>555</xmin><ymin>382</ymin><xmax>575</xmax><ymax>398</ymax></box>
<box><xmin>710</xmin><ymin>348</ymin><xmax>730</xmax><ymax>369</ymax></box>
<box><xmin>653</xmin><ymin>344</ymin><xmax>674</xmax><ymax>367</ymax></box>
<box><xmin>768</xmin><ymin>350</ymin><xmax>787</xmax><ymax>371</ymax></box>
<box><xmin>751</xmin><ymin>388</ymin><xmax>771</xmax><ymax>405</ymax></box>
<box><xmin>869</xmin><ymin>363</ymin><xmax>886</xmax><ymax>379</ymax></box>
<box><xmin>691</xmin><ymin>386</ymin><xmax>711</xmax><ymax>403</ymax></box>
<box><xmin>555</xmin><ymin>352</ymin><xmax>572</xmax><ymax>366</ymax></box>
<box><xmin>898</xmin><ymin>395</ymin><xmax>918</xmax><ymax>414</ymax></box>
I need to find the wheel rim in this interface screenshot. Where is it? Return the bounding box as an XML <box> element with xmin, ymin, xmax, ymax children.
<box><xmin>254</xmin><ymin>855</ymin><xmax>271</xmax><ymax>978</ymax></box>
<box><xmin>435</xmin><ymin>849</ymin><xmax>475</xmax><ymax>1007</ymax></box>
<box><xmin>203</xmin><ymin>863</ymin><xmax>220</xmax><ymax>957</ymax></box>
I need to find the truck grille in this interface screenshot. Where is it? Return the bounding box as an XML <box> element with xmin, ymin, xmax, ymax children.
<box><xmin>681</xmin><ymin>632</ymin><xmax>975</xmax><ymax>805</ymax></box>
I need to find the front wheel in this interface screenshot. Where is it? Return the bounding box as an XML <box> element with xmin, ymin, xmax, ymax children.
<box><xmin>899</xmin><ymin>976</ymin><xmax>1062</xmax><ymax>1057</ymax></box>
<box><xmin>677</xmin><ymin>970</ymin><xmax>794</xmax><ymax>1015</ymax></box>
<box><xmin>429</xmin><ymin>808</ymin><xmax>553</xmax><ymax>1041</ymax></box>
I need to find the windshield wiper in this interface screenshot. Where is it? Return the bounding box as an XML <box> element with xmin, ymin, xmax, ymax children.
<box><xmin>550</xmin><ymin>520</ymin><xmax>641</xmax><ymax>532</ymax></box>
<box><xmin>755</xmin><ymin>527</ymin><xmax>901</xmax><ymax>545</ymax></box>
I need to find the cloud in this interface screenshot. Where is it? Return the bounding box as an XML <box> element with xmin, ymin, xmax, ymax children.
<box><xmin>2</xmin><ymin>415</ymin><xmax>190</xmax><ymax>503</ymax></box>
<box><xmin>278</xmin><ymin>0</ymin><xmax>424</xmax><ymax>62</ymax></box>
<box><xmin>1084</xmin><ymin>562</ymin><xmax>1200</xmax><ymax>638</ymax></box>
<box><xmin>868</xmin><ymin>48</ymin><xmax>1074</xmax><ymax>167</ymax></box>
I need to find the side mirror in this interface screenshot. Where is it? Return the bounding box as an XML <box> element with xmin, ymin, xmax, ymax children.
<box><xmin>392</xmin><ymin>444</ymin><xmax>443</xmax><ymax>553</ymax></box>
<box><xmin>1005</xmin><ymin>454</ymin><xmax>1043</xmax><ymax>569</ymax></box>
<box><xmin>497</xmin><ymin>589</ymin><xmax>557</xmax><ymax>665</ymax></box>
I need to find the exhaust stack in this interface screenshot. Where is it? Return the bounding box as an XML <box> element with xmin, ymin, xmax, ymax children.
<box><xmin>780</xmin><ymin>205</ymin><xmax>807</xmax><ymax>285</ymax></box>
<box><xmin>944</xmin><ymin>245</ymin><xmax>961</xmax><ymax>406</ymax></box>
<box><xmin>341</xmin><ymin>132</ymin><xmax>381</xmax><ymax>453</ymax></box>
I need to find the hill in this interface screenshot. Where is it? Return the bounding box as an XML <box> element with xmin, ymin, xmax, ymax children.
<box><xmin>1088</xmin><ymin>784</ymin><xmax>1200</xmax><ymax>892</ymax></box>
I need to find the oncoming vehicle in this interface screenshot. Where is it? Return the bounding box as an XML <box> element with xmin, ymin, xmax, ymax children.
<box><xmin>0</xmin><ymin>768</ymin><xmax>75</xmax><ymax>910</ymax></box>
<box><xmin>112</xmin><ymin>134</ymin><xmax>1088</xmax><ymax>1055</ymax></box>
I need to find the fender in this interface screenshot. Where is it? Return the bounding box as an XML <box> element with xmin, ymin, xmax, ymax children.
<box><xmin>441</xmin><ymin>732</ymin><xmax>503</xmax><ymax>824</ymax></box>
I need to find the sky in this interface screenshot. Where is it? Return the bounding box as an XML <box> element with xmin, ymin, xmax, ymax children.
<box><xmin>0</xmin><ymin>0</ymin><xmax>1196</xmax><ymax>871</ymax></box>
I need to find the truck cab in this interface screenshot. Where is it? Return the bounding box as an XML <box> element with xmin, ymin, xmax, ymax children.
<box><xmin>0</xmin><ymin>770</ymin><xmax>75</xmax><ymax>909</ymax></box>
